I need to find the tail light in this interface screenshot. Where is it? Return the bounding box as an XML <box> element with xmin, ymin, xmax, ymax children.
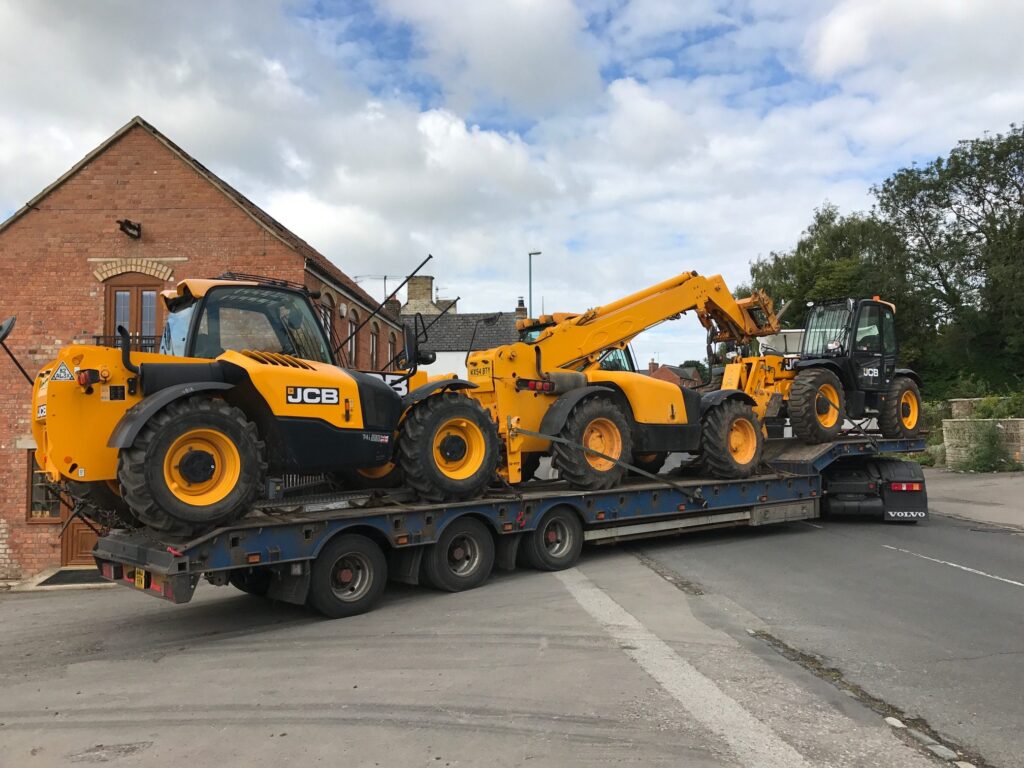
<box><xmin>516</xmin><ymin>379</ymin><xmax>555</xmax><ymax>392</ymax></box>
<box><xmin>890</xmin><ymin>482</ymin><xmax>922</xmax><ymax>492</ymax></box>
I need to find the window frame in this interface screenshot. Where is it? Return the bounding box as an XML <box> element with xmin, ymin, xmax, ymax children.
<box><xmin>370</xmin><ymin>322</ymin><xmax>380</xmax><ymax>370</ymax></box>
<box><xmin>26</xmin><ymin>452</ymin><xmax>62</xmax><ymax>524</ymax></box>
<box><xmin>347</xmin><ymin>310</ymin><xmax>359</xmax><ymax>367</ymax></box>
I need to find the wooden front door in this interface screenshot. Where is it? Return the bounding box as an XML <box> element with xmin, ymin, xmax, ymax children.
<box><xmin>61</xmin><ymin>509</ymin><xmax>98</xmax><ymax>566</ymax></box>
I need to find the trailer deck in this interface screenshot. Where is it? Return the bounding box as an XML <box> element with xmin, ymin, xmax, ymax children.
<box><xmin>93</xmin><ymin>436</ymin><xmax>928</xmax><ymax>616</ymax></box>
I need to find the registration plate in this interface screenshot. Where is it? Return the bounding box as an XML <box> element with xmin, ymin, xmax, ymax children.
<box><xmin>134</xmin><ymin>568</ymin><xmax>147</xmax><ymax>590</ymax></box>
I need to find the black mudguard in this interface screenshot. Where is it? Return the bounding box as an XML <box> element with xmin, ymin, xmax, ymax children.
<box><xmin>402</xmin><ymin>378</ymin><xmax>477</xmax><ymax>408</ymax></box>
<box><xmin>894</xmin><ymin>368</ymin><xmax>923</xmax><ymax>387</ymax></box>
<box><xmin>538</xmin><ymin>386</ymin><xmax>613</xmax><ymax>436</ymax></box>
<box><xmin>107</xmin><ymin>381</ymin><xmax>234</xmax><ymax>449</ymax></box>
<box><xmin>699</xmin><ymin>388</ymin><xmax>756</xmax><ymax>415</ymax></box>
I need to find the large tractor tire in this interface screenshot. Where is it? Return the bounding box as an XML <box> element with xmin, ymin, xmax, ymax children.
<box><xmin>699</xmin><ymin>399</ymin><xmax>763</xmax><ymax>479</ymax></box>
<box><xmin>397</xmin><ymin>392</ymin><xmax>499</xmax><ymax>502</ymax></box>
<box><xmin>552</xmin><ymin>397</ymin><xmax>632</xmax><ymax>490</ymax></box>
<box><xmin>118</xmin><ymin>396</ymin><xmax>265</xmax><ymax>536</ymax></box>
<box><xmin>65</xmin><ymin>480</ymin><xmax>139</xmax><ymax>529</ymax></box>
<box><xmin>789</xmin><ymin>368</ymin><xmax>846</xmax><ymax>444</ymax></box>
<box><xmin>878</xmin><ymin>376</ymin><xmax>922</xmax><ymax>439</ymax></box>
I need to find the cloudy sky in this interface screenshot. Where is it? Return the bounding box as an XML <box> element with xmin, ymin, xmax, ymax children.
<box><xmin>1</xmin><ymin>0</ymin><xmax>1022</xmax><ymax>365</ymax></box>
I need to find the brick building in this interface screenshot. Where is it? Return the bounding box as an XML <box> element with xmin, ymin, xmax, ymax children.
<box><xmin>0</xmin><ymin>116</ymin><xmax>403</xmax><ymax>580</ymax></box>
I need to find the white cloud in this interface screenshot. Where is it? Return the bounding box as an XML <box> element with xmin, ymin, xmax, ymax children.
<box><xmin>1</xmin><ymin>0</ymin><xmax>1022</xmax><ymax>369</ymax></box>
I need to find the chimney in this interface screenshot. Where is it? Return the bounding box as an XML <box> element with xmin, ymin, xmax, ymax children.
<box><xmin>383</xmin><ymin>298</ymin><xmax>401</xmax><ymax>319</ymax></box>
<box><xmin>515</xmin><ymin>297</ymin><xmax>527</xmax><ymax>319</ymax></box>
<box><xmin>407</xmin><ymin>275</ymin><xmax>434</xmax><ymax>303</ymax></box>
<box><xmin>649</xmin><ymin>358</ymin><xmax>659</xmax><ymax>374</ymax></box>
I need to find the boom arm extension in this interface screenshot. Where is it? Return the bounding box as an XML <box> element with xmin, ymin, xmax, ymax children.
<box><xmin>522</xmin><ymin>271</ymin><xmax>780</xmax><ymax>370</ymax></box>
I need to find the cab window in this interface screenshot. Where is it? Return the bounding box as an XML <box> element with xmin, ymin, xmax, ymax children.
<box><xmin>854</xmin><ymin>305</ymin><xmax>881</xmax><ymax>354</ymax></box>
<box><xmin>599</xmin><ymin>348</ymin><xmax>634</xmax><ymax>372</ymax></box>
<box><xmin>192</xmin><ymin>287</ymin><xmax>333</xmax><ymax>363</ymax></box>
<box><xmin>881</xmin><ymin>308</ymin><xmax>897</xmax><ymax>355</ymax></box>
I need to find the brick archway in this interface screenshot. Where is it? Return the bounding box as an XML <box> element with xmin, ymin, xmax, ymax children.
<box><xmin>93</xmin><ymin>258</ymin><xmax>173</xmax><ymax>282</ymax></box>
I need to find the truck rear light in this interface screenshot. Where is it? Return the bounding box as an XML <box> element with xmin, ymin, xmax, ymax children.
<box><xmin>890</xmin><ymin>482</ymin><xmax>922</xmax><ymax>492</ymax></box>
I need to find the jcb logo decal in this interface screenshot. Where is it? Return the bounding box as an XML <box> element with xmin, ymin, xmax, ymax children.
<box><xmin>286</xmin><ymin>386</ymin><xmax>339</xmax><ymax>405</ymax></box>
<box><xmin>862</xmin><ymin>368</ymin><xmax>879</xmax><ymax>377</ymax></box>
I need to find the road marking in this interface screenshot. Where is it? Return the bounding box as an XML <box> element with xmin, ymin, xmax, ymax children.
<box><xmin>882</xmin><ymin>545</ymin><xmax>1024</xmax><ymax>588</ymax></box>
<box><xmin>556</xmin><ymin>568</ymin><xmax>810</xmax><ymax>768</ymax></box>
<box><xmin>801</xmin><ymin>520</ymin><xmax>824</xmax><ymax>529</ymax></box>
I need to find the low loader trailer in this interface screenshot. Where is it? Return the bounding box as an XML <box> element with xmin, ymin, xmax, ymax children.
<box><xmin>93</xmin><ymin>436</ymin><xmax>928</xmax><ymax>618</ymax></box>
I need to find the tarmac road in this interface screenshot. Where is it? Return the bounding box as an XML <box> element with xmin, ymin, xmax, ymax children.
<box><xmin>638</xmin><ymin>472</ymin><xmax>1024</xmax><ymax>768</ymax></box>
<box><xmin>0</xmin><ymin>545</ymin><xmax>936</xmax><ymax>767</ymax></box>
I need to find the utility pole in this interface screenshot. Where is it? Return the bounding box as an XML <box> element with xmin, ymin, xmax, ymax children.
<box><xmin>528</xmin><ymin>251</ymin><xmax>541</xmax><ymax>316</ymax></box>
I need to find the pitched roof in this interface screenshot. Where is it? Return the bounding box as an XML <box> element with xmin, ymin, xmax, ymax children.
<box><xmin>403</xmin><ymin>312</ymin><xmax>520</xmax><ymax>353</ymax></box>
<box><xmin>0</xmin><ymin>115</ymin><xmax>399</xmax><ymax>328</ymax></box>
<box><xmin>662</xmin><ymin>364</ymin><xmax>702</xmax><ymax>381</ymax></box>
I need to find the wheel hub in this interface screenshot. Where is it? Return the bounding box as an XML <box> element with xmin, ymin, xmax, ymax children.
<box><xmin>178</xmin><ymin>449</ymin><xmax>216</xmax><ymax>484</ymax></box>
<box><xmin>439</xmin><ymin>434</ymin><xmax>468</xmax><ymax>462</ymax></box>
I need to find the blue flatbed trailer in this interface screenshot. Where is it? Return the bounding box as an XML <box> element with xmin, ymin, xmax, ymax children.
<box><xmin>93</xmin><ymin>436</ymin><xmax>928</xmax><ymax>618</ymax></box>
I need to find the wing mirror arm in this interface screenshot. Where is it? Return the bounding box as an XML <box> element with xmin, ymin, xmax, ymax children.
<box><xmin>0</xmin><ymin>316</ymin><xmax>33</xmax><ymax>385</ymax></box>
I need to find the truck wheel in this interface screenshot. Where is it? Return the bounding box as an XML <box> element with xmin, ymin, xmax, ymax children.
<box><xmin>630</xmin><ymin>452</ymin><xmax>667</xmax><ymax>476</ymax></box>
<box><xmin>398</xmin><ymin>392</ymin><xmax>499</xmax><ymax>502</ymax></box>
<box><xmin>700</xmin><ymin>399</ymin><xmax>763</xmax><ymax>479</ymax></box>
<box><xmin>878</xmin><ymin>376</ymin><xmax>922</xmax><ymax>439</ymax></box>
<box><xmin>118</xmin><ymin>396</ymin><xmax>265</xmax><ymax>536</ymax></box>
<box><xmin>65</xmin><ymin>480</ymin><xmax>139</xmax><ymax>529</ymax></box>
<box><xmin>790</xmin><ymin>368</ymin><xmax>846</xmax><ymax>443</ymax></box>
<box><xmin>229</xmin><ymin>567</ymin><xmax>273</xmax><ymax>597</ymax></box>
<box><xmin>552</xmin><ymin>397</ymin><xmax>632</xmax><ymax>490</ymax></box>
<box><xmin>421</xmin><ymin>516</ymin><xmax>495</xmax><ymax>592</ymax></box>
<box><xmin>521</xmin><ymin>507</ymin><xmax>583</xmax><ymax>571</ymax></box>
<box><xmin>308</xmin><ymin>534</ymin><xmax>387</xmax><ymax>618</ymax></box>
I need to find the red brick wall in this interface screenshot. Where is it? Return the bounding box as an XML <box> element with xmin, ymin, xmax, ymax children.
<box><xmin>0</xmin><ymin>125</ymin><xmax>390</xmax><ymax>578</ymax></box>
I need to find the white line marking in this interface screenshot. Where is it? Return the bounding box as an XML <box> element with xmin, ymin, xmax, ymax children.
<box><xmin>801</xmin><ymin>521</ymin><xmax>824</xmax><ymax>529</ymax></box>
<box><xmin>882</xmin><ymin>545</ymin><xmax>1024</xmax><ymax>588</ymax></box>
<box><xmin>556</xmin><ymin>568</ymin><xmax>810</xmax><ymax>768</ymax></box>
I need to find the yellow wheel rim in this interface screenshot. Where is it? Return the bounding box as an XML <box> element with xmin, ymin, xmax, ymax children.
<box><xmin>728</xmin><ymin>417</ymin><xmax>758</xmax><ymax>466</ymax></box>
<box><xmin>432</xmin><ymin>418</ymin><xmax>486</xmax><ymax>480</ymax></box>
<box><xmin>583</xmin><ymin>417</ymin><xmax>622</xmax><ymax>471</ymax></box>
<box><xmin>358</xmin><ymin>462</ymin><xmax>397</xmax><ymax>480</ymax></box>
<box><xmin>815</xmin><ymin>383</ymin><xmax>840</xmax><ymax>428</ymax></box>
<box><xmin>900</xmin><ymin>390</ymin><xmax>919</xmax><ymax>429</ymax></box>
<box><xmin>163</xmin><ymin>428</ymin><xmax>241</xmax><ymax>506</ymax></box>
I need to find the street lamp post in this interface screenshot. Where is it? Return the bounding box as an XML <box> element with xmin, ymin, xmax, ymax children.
<box><xmin>528</xmin><ymin>251</ymin><xmax>541</xmax><ymax>317</ymax></box>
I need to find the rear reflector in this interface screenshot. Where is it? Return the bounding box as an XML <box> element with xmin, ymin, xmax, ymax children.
<box><xmin>890</xmin><ymin>482</ymin><xmax>922</xmax><ymax>492</ymax></box>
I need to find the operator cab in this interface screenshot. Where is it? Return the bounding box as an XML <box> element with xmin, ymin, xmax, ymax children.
<box><xmin>799</xmin><ymin>298</ymin><xmax>899</xmax><ymax>393</ymax></box>
<box><xmin>159</xmin><ymin>280</ymin><xmax>335</xmax><ymax>365</ymax></box>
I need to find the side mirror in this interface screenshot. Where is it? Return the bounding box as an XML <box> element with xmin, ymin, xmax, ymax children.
<box><xmin>418</xmin><ymin>350</ymin><xmax>436</xmax><ymax>365</ymax></box>
<box><xmin>0</xmin><ymin>316</ymin><xmax>15</xmax><ymax>345</ymax></box>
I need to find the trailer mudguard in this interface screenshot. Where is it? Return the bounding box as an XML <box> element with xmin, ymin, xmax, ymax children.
<box><xmin>699</xmin><ymin>388</ymin><xmax>756</xmax><ymax>415</ymax></box>
<box><xmin>107</xmin><ymin>381</ymin><xmax>234</xmax><ymax>448</ymax></box>
<box><xmin>402</xmin><ymin>378</ymin><xmax>477</xmax><ymax>408</ymax></box>
<box><xmin>538</xmin><ymin>386</ymin><xmax>613</xmax><ymax>436</ymax></box>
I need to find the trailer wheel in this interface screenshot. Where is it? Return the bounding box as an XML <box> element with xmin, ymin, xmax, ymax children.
<box><xmin>790</xmin><ymin>368</ymin><xmax>845</xmax><ymax>443</ymax></box>
<box><xmin>552</xmin><ymin>397</ymin><xmax>632</xmax><ymax>490</ymax></box>
<box><xmin>421</xmin><ymin>516</ymin><xmax>495</xmax><ymax>592</ymax></box>
<box><xmin>308</xmin><ymin>534</ymin><xmax>387</xmax><ymax>618</ymax></box>
<box><xmin>878</xmin><ymin>376</ymin><xmax>922</xmax><ymax>439</ymax></box>
<box><xmin>118</xmin><ymin>396</ymin><xmax>265</xmax><ymax>535</ymax></box>
<box><xmin>229</xmin><ymin>567</ymin><xmax>272</xmax><ymax>597</ymax></box>
<box><xmin>521</xmin><ymin>507</ymin><xmax>583</xmax><ymax>571</ymax></box>
<box><xmin>699</xmin><ymin>399</ymin><xmax>763</xmax><ymax>479</ymax></box>
<box><xmin>398</xmin><ymin>393</ymin><xmax>500</xmax><ymax>502</ymax></box>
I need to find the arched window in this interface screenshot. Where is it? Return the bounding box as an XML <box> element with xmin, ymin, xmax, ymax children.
<box><xmin>370</xmin><ymin>322</ymin><xmax>380</xmax><ymax>370</ymax></box>
<box><xmin>347</xmin><ymin>309</ymin><xmax>359</xmax><ymax>366</ymax></box>
<box><xmin>319</xmin><ymin>293</ymin><xmax>334</xmax><ymax>342</ymax></box>
<box><xmin>387</xmin><ymin>333</ymin><xmax>397</xmax><ymax>370</ymax></box>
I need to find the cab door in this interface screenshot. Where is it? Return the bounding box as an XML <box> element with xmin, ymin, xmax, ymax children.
<box><xmin>879</xmin><ymin>305</ymin><xmax>898</xmax><ymax>384</ymax></box>
<box><xmin>851</xmin><ymin>303</ymin><xmax>885</xmax><ymax>391</ymax></box>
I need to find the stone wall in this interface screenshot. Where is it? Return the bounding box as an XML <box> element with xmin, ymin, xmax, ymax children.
<box><xmin>943</xmin><ymin>418</ymin><xmax>1024</xmax><ymax>467</ymax></box>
